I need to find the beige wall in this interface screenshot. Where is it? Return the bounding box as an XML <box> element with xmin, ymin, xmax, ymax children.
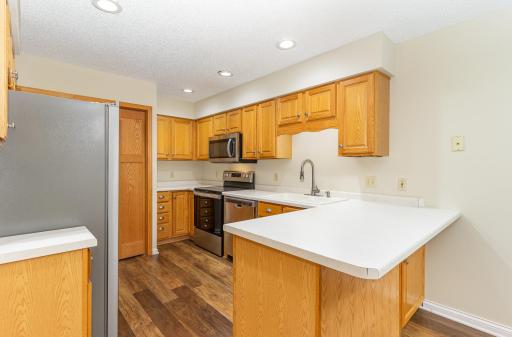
<box><xmin>157</xmin><ymin>90</ymin><xmax>195</xmax><ymax>118</ymax></box>
<box><xmin>199</xmin><ymin>10</ymin><xmax>512</xmax><ymax>327</ymax></box>
<box><xmin>195</xmin><ymin>32</ymin><xmax>395</xmax><ymax>118</ymax></box>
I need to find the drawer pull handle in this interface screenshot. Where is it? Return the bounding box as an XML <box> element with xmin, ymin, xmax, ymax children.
<box><xmin>159</xmin><ymin>205</ymin><xmax>164</xmax><ymax>209</ymax></box>
<box><xmin>159</xmin><ymin>216</ymin><xmax>164</xmax><ymax>220</ymax></box>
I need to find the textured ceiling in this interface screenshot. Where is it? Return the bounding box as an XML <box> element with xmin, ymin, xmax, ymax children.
<box><xmin>20</xmin><ymin>0</ymin><xmax>510</xmax><ymax>102</ymax></box>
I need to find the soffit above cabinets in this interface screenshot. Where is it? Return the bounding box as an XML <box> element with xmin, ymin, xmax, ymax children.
<box><xmin>19</xmin><ymin>0</ymin><xmax>511</xmax><ymax>101</ymax></box>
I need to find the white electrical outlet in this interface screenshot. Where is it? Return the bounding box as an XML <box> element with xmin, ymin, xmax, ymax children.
<box><xmin>273</xmin><ymin>172</ymin><xmax>279</xmax><ymax>182</ymax></box>
<box><xmin>397</xmin><ymin>177</ymin><xmax>407</xmax><ymax>192</ymax></box>
<box><xmin>451</xmin><ymin>136</ymin><xmax>465</xmax><ymax>152</ymax></box>
<box><xmin>365</xmin><ymin>176</ymin><xmax>376</xmax><ymax>188</ymax></box>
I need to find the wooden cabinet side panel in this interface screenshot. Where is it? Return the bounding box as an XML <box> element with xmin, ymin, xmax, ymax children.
<box><xmin>0</xmin><ymin>250</ymin><xmax>87</xmax><ymax>337</ymax></box>
<box><xmin>233</xmin><ymin>236</ymin><xmax>320</xmax><ymax>337</ymax></box>
<box><xmin>400</xmin><ymin>246</ymin><xmax>425</xmax><ymax>327</ymax></box>
<box><xmin>321</xmin><ymin>265</ymin><xmax>400</xmax><ymax>337</ymax></box>
<box><xmin>374</xmin><ymin>72</ymin><xmax>390</xmax><ymax>156</ymax></box>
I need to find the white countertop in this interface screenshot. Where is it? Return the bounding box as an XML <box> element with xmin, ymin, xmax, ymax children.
<box><xmin>224</xmin><ymin>199</ymin><xmax>460</xmax><ymax>279</ymax></box>
<box><xmin>223</xmin><ymin>189</ymin><xmax>345</xmax><ymax>208</ymax></box>
<box><xmin>0</xmin><ymin>226</ymin><xmax>97</xmax><ymax>265</ymax></box>
<box><xmin>157</xmin><ymin>181</ymin><xmax>211</xmax><ymax>192</ymax></box>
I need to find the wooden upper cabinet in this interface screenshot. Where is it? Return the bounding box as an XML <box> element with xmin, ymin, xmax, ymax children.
<box><xmin>226</xmin><ymin>109</ymin><xmax>242</xmax><ymax>133</ymax></box>
<box><xmin>241</xmin><ymin>105</ymin><xmax>258</xmax><ymax>159</ymax></box>
<box><xmin>196</xmin><ymin>117</ymin><xmax>213</xmax><ymax>160</ymax></box>
<box><xmin>257</xmin><ymin>100</ymin><xmax>277</xmax><ymax>158</ymax></box>
<box><xmin>400</xmin><ymin>246</ymin><xmax>425</xmax><ymax>327</ymax></box>
<box><xmin>277</xmin><ymin>93</ymin><xmax>303</xmax><ymax>126</ymax></box>
<box><xmin>213</xmin><ymin>113</ymin><xmax>227</xmax><ymax>135</ymax></box>
<box><xmin>157</xmin><ymin>115</ymin><xmax>171</xmax><ymax>159</ymax></box>
<box><xmin>304</xmin><ymin>83</ymin><xmax>336</xmax><ymax>122</ymax></box>
<box><xmin>337</xmin><ymin>71</ymin><xmax>389</xmax><ymax>157</ymax></box>
<box><xmin>172</xmin><ymin>191</ymin><xmax>190</xmax><ymax>237</ymax></box>
<box><xmin>170</xmin><ymin>117</ymin><xmax>194</xmax><ymax>160</ymax></box>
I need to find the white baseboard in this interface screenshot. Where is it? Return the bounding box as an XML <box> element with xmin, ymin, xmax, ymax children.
<box><xmin>422</xmin><ymin>300</ymin><xmax>512</xmax><ymax>337</ymax></box>
<box><xmin>152</xmin><ymin>248</ymin><xmax>159</xmax><ymax>255</ymax></box>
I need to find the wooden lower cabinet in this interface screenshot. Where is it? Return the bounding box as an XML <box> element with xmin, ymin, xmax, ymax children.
<box><xmin>400</xmin><ymin>246</ymin><xmax>425</xmax><ymax>327</ymax></box>
<box><xmin>157</xmin><ymin>190</ymin><xmax>194</xmax><ymax>243</ymax></box>
<box><xmin>258</xmin><ymin>201</ymin><xmax>303</xmax><ymax>217</ymax></box>
<box><xmin>0</xmin><ymin>249</ymin><xmax>92</xmax><ymax>337</ymax></box>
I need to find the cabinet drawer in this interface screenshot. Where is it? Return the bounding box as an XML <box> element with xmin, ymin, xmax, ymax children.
<box><xmin>157</xmin><ymin>202</ymin><xmax>171</xmax><ymax>213</ymax></box>
<box><xmin>157</xmin><ymin>223</ymin><xmax>171</xmax><ymax>241</ymax></box>
<box><xmin>258</xmin><ymin>202</ymin><xmax>283</xmax><ymax>217</ymax></box>
<box><xmin>198</xmin><ymin>198</ymin><xmax>213</xmax><ymax>208</ymax></box>
<box><xmin>199</xmin><ymin>207</ymin><xmax>213</xmax><ymax>217</ymax></box>
<box><xmin>198</xmin><ymin>216</ymin><xmax>214</xmax><ymax>230</ymax></box>
<box><xmin>157</xmin><ymin>191</ymin><xmax>171</xmax><ymax>203</ymax></box>
<box><xmin>157</xmin><ymin>212</ymin><xmax>170</xmax><ymax>224</ymax></box>
<box><xmin>282</xmin><ymin>206</ymin><xmax>303</xmax><ymax>213</ymax></box>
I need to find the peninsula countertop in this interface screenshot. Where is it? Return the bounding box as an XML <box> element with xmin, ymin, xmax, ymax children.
<box><xmin>0</xmin><ymin>226</ymin><xmax>98</xmax><ymax>265</ymax></box>
<box><xmin>224</xmin><ymin>199</ymin><xmax>460</xmax><ymax>279</ymax></box>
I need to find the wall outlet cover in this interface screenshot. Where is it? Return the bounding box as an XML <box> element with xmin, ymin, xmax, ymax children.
<box><xmin>451</xmin><ymin>136</ymin><xmax>465</xmax><ymax>152</ymax></box>
<box><xmin>365</xmin><ymin>176</ymin><xmax>377</xmax><ymax>188</ymax></box>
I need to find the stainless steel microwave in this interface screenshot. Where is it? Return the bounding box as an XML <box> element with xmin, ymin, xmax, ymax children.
<box><xmin>208</xmin><ymin>133</ymin><xmax>255</xmax><ymax>163</ymax></box>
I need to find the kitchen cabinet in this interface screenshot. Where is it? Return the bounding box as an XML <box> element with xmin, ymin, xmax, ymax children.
<box><xmin>0</xmin><ymin>248</ymin><xmax>93</xmax><ymax>337</ymax></box>
<box><xmin>226</xmin><ymin>109</ymin><xmax>242</xmax><ymax>133</ymax></box>
<box><xmin>277</xmin><ymin>84</ymin><xmax>337</xmax><ymax>135</ymax></box>
<box><xmin>157</xmin><ymin>190</ymin><xmax>194</xmax><ymax>243</ymax></box>
<box><xmin>282</xmin><ymin>205</ymin><xmax>303</xmax><ymax>213</ymax></box>
<box><xmin>258</xmin><ymin>201</ymin><xmax>283</xmax><ymax>217</ymax></box>
<box><xmin>213</xmin><ymin>113</ymin><xmax>227</xmax><ymax>135</ymax></box>
<box><xmin>156</xmin><ymin>115</ymin><xmax>195</xmax><ymax>160</ymax></box>
<box><xmin>157</xmin><ymin>115</ymin><xmax>171</xmax><ymax>159</ymax></box>
<box><xmin>196</xmin><ymin>117</ymin><xmax>213</xmax><ymax>160</ymax></box>
<box><xmin>337</xmin><ymin>71</ymin><xmax>389</xmax><ymax>157</ymax></box>
<box><xmin>242</xmin><ymin>101</ymin><xmax>292</xmax><ymax>160</ymax></box>
<box><xmin>1</xmin><ymin>0</ymin><xmax>15</xmax><ymax>142</ymax></box>
<box><xmin>400</xmin><ymin>246</ymin><xmax>425</xmax><ymax>327</ymax></box>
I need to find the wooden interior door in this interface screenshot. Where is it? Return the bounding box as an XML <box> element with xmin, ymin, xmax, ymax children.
<box><xmin>119</xmin><ymin>108</ymin><xmax>147</xmax><ymax>259</ymax></box>
<box><xmin>304</xmin><ymin>83</ymin><xmax>336</xmax><ymax>121</ymax></box>
<box><xmin>172</xmin><ymin>191</ymin><xmax>190</xmax><ymax>237</ymax></box>
<box><xmin>242</xmin><ymin>105</ymin><xmax>258</xmax><ymax>159</ymax></box>
<box><xmin>338</xmin><ymin>74</ymin><xmax>375</xmax><ymax>155</ymax></box>
<box><xmin>277</xmin><ymin>93</ymin><xmax>303</xmax><ymax>126</ymax></box>
<box><xmin>257</xmin><ymin>100</ymin><xmax>276</xmax><ymax>158</ymax></box>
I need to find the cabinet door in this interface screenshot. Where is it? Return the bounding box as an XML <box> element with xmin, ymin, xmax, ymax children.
<box><xmin>304</xmin><ymin>84</ymin><xmax>336</xmax><ymax>121</ymax></box>
<box><xmin>258</xmin><ymin>201</ymin><xmax>283</xmax><ymax>217</ymax></box>
<box><xmin>0</xmin><ymin>0</ymin><xmax>8</xmax><ymax>142</ymax></box>
<box><xmin>257</xmin><ymin>100</ymin><xmax>276</xmax><ymax>158</ymax></box>
<box><xmin>400</xmin><ymin>246</ymin><xmax>425</xmax><ymax>327</ymax></box>
<box><xmin>213</xmin><ymin>113</ymin><xmax>227</xmax><ymax>135</ymax></box>
<box><xmin>277</xmin><ymin>93</ymin><xmax>303</xmax><ymax>126</ymax></box>
<box><xmin>242</xmin><ymin>105</ymin><xmax>258</xmax><ymax>159</ymax></box>
<box><xmin>170</xmin><ymin>118</ymin><xmax>194</xmax><ymax>160</ymax></box>
<box><xmin>157</xmin><ymin>115</ymin><xmax>171</xmax><ymax>159</ymax></box>
<box><xmin>196</xmin><ymin>117</ymin><xmax>213</xmax><ymax>160</ymax></box>
<box><xmin>172</xmin><ymin>191</ymin><xmax>190</xmax><ymax>237</ymax></box>
<box><xmin>282</xmin><ymin>206</ymin><xmax>303</xmax><ymax>213</ymax></box>
<box><xmin>226</xmin><ymin>109</ymin><xmax>242</xmax><ymax>133</ymax></box>
<box><xmin>337</xmin><ymin>74</ymin><xmax>374</xmax><ymax>155</ymax></box>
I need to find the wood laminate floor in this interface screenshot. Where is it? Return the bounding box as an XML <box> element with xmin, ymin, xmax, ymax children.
<box><xmin>119</xmin><ymin>240</ymin><xmax>493</xmax><ymax>337</ymax></box>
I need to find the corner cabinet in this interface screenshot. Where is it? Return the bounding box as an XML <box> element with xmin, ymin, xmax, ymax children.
<box><xmin>196</xmin><ymin>117</ymin><xmax>213</xmax><ymax>160</ymax></box>
<box><xmin>337</xmin><ymin>71</ymin><xmax>390</xmax><ymax>156</ymax></box>
<box><xmin>0</xmin><ymin>248</ymin><xmax>93</xmax><ymax>337</ymax></box>
<box><xmin>157</xmin><ymin>115</ymin><xmax>195</xmax><ymax>160</ymax></box>
<box><xmin>242</xmin><ymin>101</ymin><xmax>292</xmax><ymax>160</ymax></box>
<box><xmin>1</xmin><ymin>0</ymin><xmax>16</xmax><ymax>142</ymax></box>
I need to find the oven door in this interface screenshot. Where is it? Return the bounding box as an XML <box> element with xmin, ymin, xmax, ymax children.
<box><xmin>208</xmin><ymin>133</ymin><xmax>240</xmax><ymax>163</ymax></box>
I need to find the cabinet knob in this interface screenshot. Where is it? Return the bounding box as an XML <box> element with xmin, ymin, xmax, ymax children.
<box><xmin>158</xmin><ymin>195</ymin><xmax>164</xmax><ymax>199</ymax></box>
<box><xmin>159</xmin><ymin>216</ymin><xmax>164</xmax><ymax>220</ymax></box>
<box><xmin>159</xmin><ymin>205</ymin><xmax>164</xmax><ymax>209</ymax></box>
<box><xmin>338</xmin><ymin>144</ymin><xmax>343</xmax><ymax>148</ymax></box>
<box><xmin>305</xmin><ymin>111</ymin><xmax>309</xmax><ymax>117</ymax></box>
<box><xmin>266</xmin><ymin>208</ymin><xmax>272</xmax><ymax>213</ymax></box>
<box><xmin>296</xmin><ymin>113</ymin><xmax>300</xmax><ymax>118</ymax></box>
<box><xmin>159</xmin><ymin>226</ymin><xmax>164</xmax><ymax>231</ymax></box>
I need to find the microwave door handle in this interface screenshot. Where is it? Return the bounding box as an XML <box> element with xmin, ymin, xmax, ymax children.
<box><xmin>227</xmin><ymin>138</ymin><xmax>235</xmax><ymax>158</ymax></box>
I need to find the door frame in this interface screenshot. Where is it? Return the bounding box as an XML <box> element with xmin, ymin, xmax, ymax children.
<box><xmin>119</xmin><ymin>101</ymin><xmax>153</xmax><ymax>256</ymax></box>
<box><xmin>15</xmin><ymin>86</ymin><xmax>154</xmax><ymax>256</ymax></box>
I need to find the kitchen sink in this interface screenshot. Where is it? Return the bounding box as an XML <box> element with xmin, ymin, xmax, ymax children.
<box><xmin>263</xmin><ymin>193</ymin><xmax>347</xmax><ymax>206</ymax></box>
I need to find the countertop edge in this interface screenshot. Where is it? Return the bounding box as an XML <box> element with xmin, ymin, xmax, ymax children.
<box><xmin>222</xmin><ymin>191</ymin><xmax>318</xmax><ymax>209</ymax></box>
<box><xmin>0</xmin><ymin>226</ymin><xmax>98</xmax><ymax>265</ymax></box>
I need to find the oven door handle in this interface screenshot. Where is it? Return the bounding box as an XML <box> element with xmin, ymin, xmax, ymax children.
<box><xmin>194</xmin><ymin>191</ymin><xmax>222</xmax><ymax>200</ymax></box>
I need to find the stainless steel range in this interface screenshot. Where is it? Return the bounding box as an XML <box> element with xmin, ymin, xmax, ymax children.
<box><xmin>193</xmin><ymin>171</ymin><xmax>255</xmax><ymax>256</ymax></box>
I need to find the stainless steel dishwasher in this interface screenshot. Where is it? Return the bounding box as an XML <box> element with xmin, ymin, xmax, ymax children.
<box><xmin>224</xmin><ymin>197</ymin><xmax>257</xmax><ymax>257</ymax></box>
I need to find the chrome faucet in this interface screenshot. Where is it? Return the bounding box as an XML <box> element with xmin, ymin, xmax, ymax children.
<box><xmin>299</xmin><ymin>159</ymin><xmax>320</xmax><ymax>196</ymax></box>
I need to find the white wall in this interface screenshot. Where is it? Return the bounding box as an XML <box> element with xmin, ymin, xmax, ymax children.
<box><xmin>157</xmin><ymin>91</ymin><xmax>195</xmax><ymax>118</ymax></box>
<box><xmin>195</xmin><ymin>32</ymin><xmax>395</xmax><ymax>117</ymax></box>
<box><xmin>199</xmin><ymin>10</ymin><xmax>512</xmax><ymax>328</ymax></box>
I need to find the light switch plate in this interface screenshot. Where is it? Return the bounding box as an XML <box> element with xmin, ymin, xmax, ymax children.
<box><xmin>365</xmin><ymin>176</ymin><xmax>376</xmax><ymax>188</ymax></box>
<box><xmin>397</xmin><ymin>177</ymin><xmax>407</xmax><ymax>192</ymax></box>
<box><xmin>452</xmin><ymin>136</ymin><xmax>465</xmax><ymax>152</ymax></box>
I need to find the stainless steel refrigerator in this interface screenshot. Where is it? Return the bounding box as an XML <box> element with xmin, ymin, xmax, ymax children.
<box><xmin>0</xmin><ymin>91</ymin><xmax>119</xmax><ymax>337</ymax></box>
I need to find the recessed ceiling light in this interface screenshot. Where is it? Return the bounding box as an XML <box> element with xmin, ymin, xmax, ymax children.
<box><xmin>217</xmin><ymin>70</ymin><xmax>233</xmax><ymax>77</ymax></box>
<box><xmin>277</xmin><ymin>40</ymin><xmax>296</xmax><ymax>50</ymax></box>
<box><xmin>183</xmin><ymin>89</ymin><xmax>194</xmax><ymax>93</ymax></box>
<box><xmin>92</xmin><ymin>0</ymin><xmax>122</xmax><ymax>14</ymax></box>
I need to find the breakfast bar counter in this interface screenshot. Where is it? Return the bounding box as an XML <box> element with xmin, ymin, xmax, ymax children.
<box><xmin>224</xmin><ymin>199</ymin><xmax>460</xmax><ymax>337</ymax></box>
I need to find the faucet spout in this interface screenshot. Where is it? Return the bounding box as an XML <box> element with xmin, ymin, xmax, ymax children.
<box><xmin>299</xmin><ymin>159</ymin><xmax>320</xmax><ymax>196</ymax></box>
